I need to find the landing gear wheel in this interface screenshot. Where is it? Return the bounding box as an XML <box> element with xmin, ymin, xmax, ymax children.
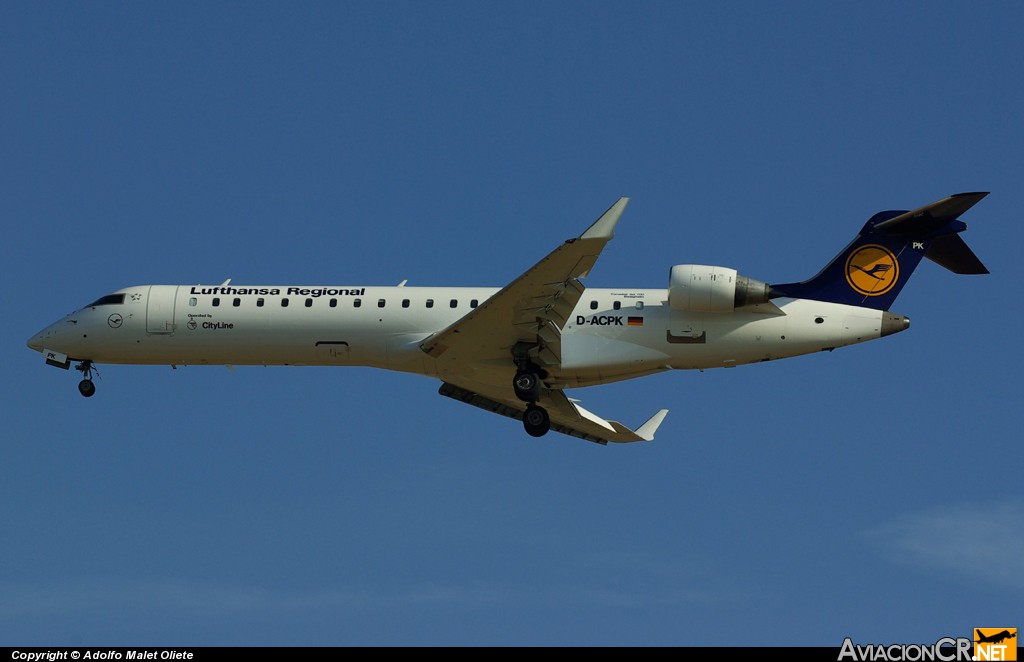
<box><xmin>523</xmin><ymin>405</ymin><xmax>550</xmax><ymax>437</ymax></box>
<box><xmin>78</xmin><ymin>379</ymin><xmax>96</xmax><ymax>398</ymax></box>
<box><xmin>513</xmin><ymin>371</ymin><xmax>541</xmax><ymax>403</ymax></box>
<box><xmin>75</xmin><ymin>360</ymin><xmax>98</xmax><ymax>398</ymax></box>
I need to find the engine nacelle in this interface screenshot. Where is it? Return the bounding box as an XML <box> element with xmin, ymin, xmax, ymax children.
<box><xmin>668</xmin><ymin>264</ymin><xmax>772</xmax><ymax>313</ymax></box>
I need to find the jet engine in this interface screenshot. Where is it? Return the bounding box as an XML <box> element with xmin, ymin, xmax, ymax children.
<box><xmin>668</xmin><ymin>264</ymin><xmax>773</xmax><ymax>313</ymax></box>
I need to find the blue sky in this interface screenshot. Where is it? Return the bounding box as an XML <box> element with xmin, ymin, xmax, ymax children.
<box><xmin>3</xmin><ymin>2</ymin><xmax>1021</xmax><ymax>646</ymax></box>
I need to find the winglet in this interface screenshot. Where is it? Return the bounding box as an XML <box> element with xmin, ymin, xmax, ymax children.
<box><xmin>634</xmin><ymin>409</ymin><xmax>669</xmax><ymax>441</ymax></box>
<box><xmin>555</xmin><ymin>393</ymin><xmax>668</xmax><ymax>443</ymax></box>
<box><xmin>580</xmin><ymin>197</ymin><xmax>629</xmax><ymax>240</ymax></box>
<box><xmin>606</xmin><ymin>408</ymin><xmax>670</xmax><ymax>443</ymax></box>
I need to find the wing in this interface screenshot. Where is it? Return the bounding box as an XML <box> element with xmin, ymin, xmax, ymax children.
<box><xmin>420</xmin><ymin>198</ymin><xmax>629</xmax><ymax>369</ymax></box>
<box><xmin>439</xmin><ymin>380</ymin><xmax>668</xmax><ymax>445</ymax></box>
<box><xmin>422</xmin><ymin>198</ymin><xmax>669</xmax><ymax>444</ymax></box>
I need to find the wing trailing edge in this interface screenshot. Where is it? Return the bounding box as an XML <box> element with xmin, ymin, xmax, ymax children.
<box><xmin>438</xmin><ymin>381</ymin><xmax>668</xmax><ymax>445</ymax></box>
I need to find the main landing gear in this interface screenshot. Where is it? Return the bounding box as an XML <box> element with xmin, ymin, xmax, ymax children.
<box><xmin>75</xmin><ymin>360</ymin><xmax>98</xmax><ymax>398</ymax></box>
<box><xmin>514</xmin><ymin>362</ymin><xmax>550</xmax><ymax>437</ymax></box>
<box><xmin>513</xmin><ymin>369</ymin><xmax>541</xmax><ymax>402</ymax></box>
<box><xmin>523</xmin><ymin>404</ymin><xmax>550</xmax><ymax>438</ymax></box>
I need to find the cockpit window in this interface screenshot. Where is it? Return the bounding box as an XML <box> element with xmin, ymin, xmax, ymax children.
<box><xmin>87</xmin><ymin>294</ymin><xmax>126</xmax><ymax>307</ymax></box>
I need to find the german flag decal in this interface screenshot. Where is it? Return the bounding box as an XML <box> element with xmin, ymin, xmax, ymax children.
<box><xmin>628</xmin><ymin>316</ymin><xmax>644</xmax><ymax>327</ymax></box>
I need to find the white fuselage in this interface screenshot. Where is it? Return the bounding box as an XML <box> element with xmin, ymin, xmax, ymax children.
<box><xmin>28</xmin><ymin>283</ymin><xmax>897</xmax><ymax>392</ymax></box>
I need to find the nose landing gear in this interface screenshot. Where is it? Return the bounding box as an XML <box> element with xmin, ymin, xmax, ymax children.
<box><xmin>75</xmin><ymin>360</ymin><xmax>98</xmax><ymax>398</ymax></box>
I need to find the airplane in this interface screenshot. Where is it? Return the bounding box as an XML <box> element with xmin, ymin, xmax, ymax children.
<box><xmin>975</xmin><ymin>629</ymin><xmax>1016</xmax><ymax>645</ymax></box>
<box><xmin>27</xmin><ymin>193</ymin><xmax>989</xmax><ymax>444</ymax></box>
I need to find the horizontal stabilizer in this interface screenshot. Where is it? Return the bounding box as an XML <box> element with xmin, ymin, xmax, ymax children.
<box><xmin>873</xmin><ymin>192</ymin><xmax>989</xmax><ymax>232</ymax></box>
<box><xmin>924</xmin><ymin>233</ymin><xmax>989</xmax><ymax>274</ymax></box>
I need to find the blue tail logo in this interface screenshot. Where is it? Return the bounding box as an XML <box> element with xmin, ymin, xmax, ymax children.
<box><xmin>771</xmin><ymin>193</ymin><xmax>989</xmax><ymax>311</ymax></box>
<box><xmin>845</xmin><ymin>244</ymin><xmax>899</xmax><ymax>296</ymax></box>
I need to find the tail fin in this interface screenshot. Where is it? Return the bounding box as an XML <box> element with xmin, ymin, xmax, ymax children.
<box><xmin>771</xmin><ymin>192</ymin><xmax>989</xmax><ymax>311</ymax></box>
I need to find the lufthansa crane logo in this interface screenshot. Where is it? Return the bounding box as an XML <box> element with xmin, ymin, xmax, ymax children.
<box><xmin>107</xmin><ymin>313</ymin><xmax>123</xmax><ymax>328</ymax></box>
<box><xmin>845</xmin><ymin>244</ymin><xmax>900</xmax><ymax>296</ymax></box>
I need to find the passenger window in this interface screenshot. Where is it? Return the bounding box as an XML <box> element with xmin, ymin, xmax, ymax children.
<box><xmin>212</xmin><ymin>298</ymin><xmax>220</xmax><ymax>307</ymax></box>
<box><xmin>402</xmin><ymin>299</ymin><xmax>410</xmax><ymax>308</ymax></box>
<box><xmin>189</xmin><ymin>297</ymin><xmax>197</xmax><ymax>307</ymax></box>
<box><xmin>613</xmin><ymin>301</ymin><xmax>621</xmax><ymax>310</ymax></box>
<box><xmin>470</xmin><ymin>299</ymin><xmax>479</xmax><ymax>308</ymax></box>
<box><xmin>305</xmin><ymin>298</ymin><xmax>313</xmax><ymax>307</ymax></box>
<box><xmin>281</xmin><ymin>298</ymin><xmax>290</xmax><ymax>307</ymax></box>
<box><xmin>590</xmin><ymin>301</ymin><xmax>598</xmax><ymax>310</ymax></box>
<box><xmin>450</xmin><ymin>299</ymin><xmax>458</xmax><ymax>308</ymax></box>
<box><xmin>354</xmin><ymin>298</ymin><xmax>361</xmax><ymax>308</ymax></box>
<box><xmin>378</xmin><ymin>299</ymin><xmax>386</xmax><ymax>308</ymax></box>
<box><xmin>635</xmin><ymin>301</ymin><xmax>644</xmax><ymax>310</ymax></box>
<box><xmin>233</xmin><ymin>298</ymin><xmax>241</xmax><ymax>307</ymax></box>
<box><xmin>426</xmin><ymin>299</ymin><xmax>434</xmax><ymax>308</ymax></box>
<box><xmin>329</xmin><ymin>299</ymin><xmax>337</xmax><ymax>308</ymax></box>
<box><xmin>257</xmin><ymin>298</ymin><xmax>265</xmax><ymax>307</ymax></box>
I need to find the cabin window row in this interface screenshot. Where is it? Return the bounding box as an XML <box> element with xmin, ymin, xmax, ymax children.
<box><xmin>187</xmin><ymin>297</ymin><xmax>644</xmax><ymax>310</ymax></box>
<box><xmin>190</xmin><ymin>297</ymin><xmax>481</xmax><ymax>309</ymax></box>
<box><xmin>589</xmin><ymin>300</ymin><xmax>643</xmax><ymax>310</ymax></box>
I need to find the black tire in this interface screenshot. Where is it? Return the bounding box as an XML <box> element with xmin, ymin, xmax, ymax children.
<box><xmin>513</xmin><ymin>371</ymin><xmax>541</xmax><ymax>402</ymax></box>
<box><xmin>523</xmin><ymin>405</ymin><xmax>550</xmax><ymax>437</ymax></box>
<box><xmin>78</xmin><ymin>379</ymin><xmax>96</xmax><ymax>398</ymax></box>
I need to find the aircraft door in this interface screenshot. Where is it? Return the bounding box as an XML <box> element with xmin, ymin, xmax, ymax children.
<box><xmin>146</xmin><ymin>285</ymin><xmax>179</xmax><ymax>334</ymax></box>
<box><xmin>667</xmin><ymin>311</ymin><xmax>706</xmax><ymax>344</ymax></box>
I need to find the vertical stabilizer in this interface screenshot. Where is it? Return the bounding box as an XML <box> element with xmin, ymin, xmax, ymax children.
<box><xmin>771</xmin><ymin>193</ymin><xmax>989</xmax><ymax>311</ymax></box>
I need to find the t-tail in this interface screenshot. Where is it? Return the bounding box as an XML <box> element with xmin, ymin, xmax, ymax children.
<box><xmin>771</xmin><ymin>192</ymin><xmax>990</xmax><ymax>311</ymax></box>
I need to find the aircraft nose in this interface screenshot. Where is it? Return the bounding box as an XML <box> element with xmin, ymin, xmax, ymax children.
<box><xmin>27</xmin><ymin>329</ymin><xmax>48</xmax><ymax>354</ymax></box>
<box><xmin>27</xmin><ymin>318</ymin><xmax>70</xmax><ymax>353</ymax></box>
<box><xmin>27</xmin><ymin>329</ymin><xmax>47</xmax><ymax>352</ymax></box>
